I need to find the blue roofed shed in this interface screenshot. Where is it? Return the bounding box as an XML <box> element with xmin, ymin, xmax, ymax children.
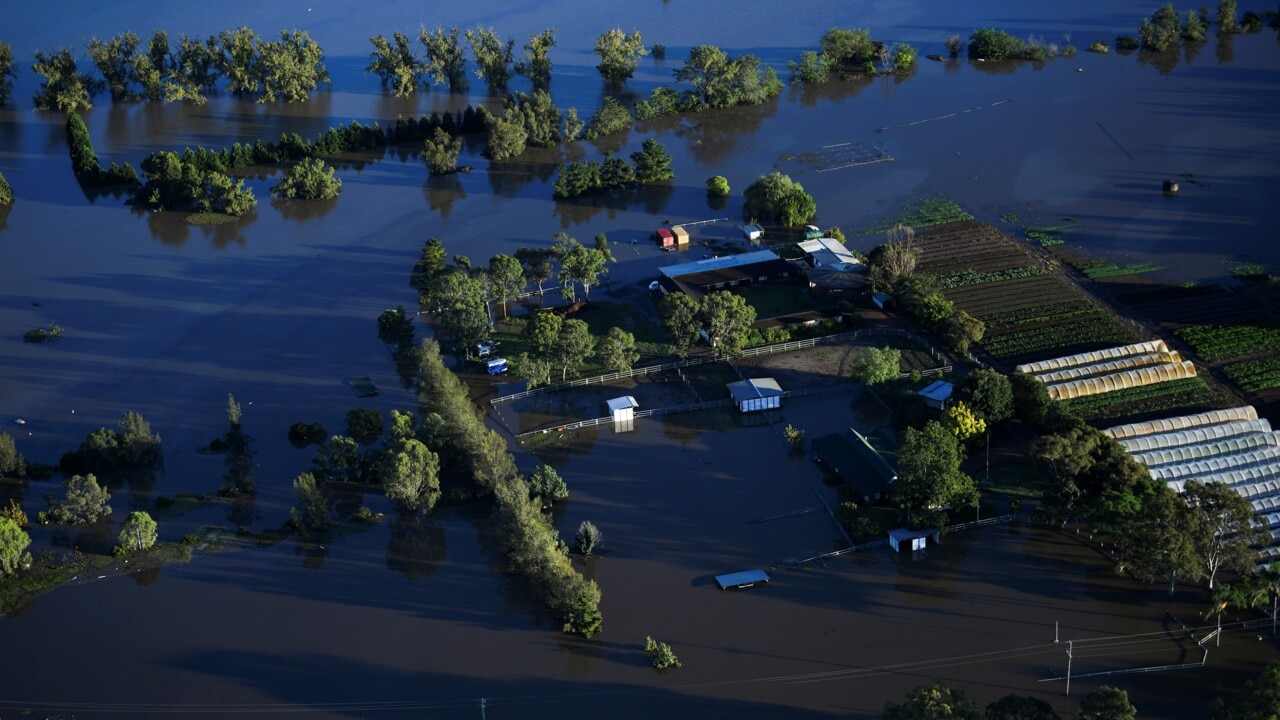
<box><xmin>715</xmin><ymin>569</ymin><xmax>771</xmax><ymax>590</ymax></box>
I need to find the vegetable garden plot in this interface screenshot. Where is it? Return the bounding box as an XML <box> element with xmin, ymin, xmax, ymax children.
<box><xmin>1175</xmin><ymin>323</ymin><xmax>1280</xmax><ymax>363</ymax></box>
<box><xmin>944</xmin><ymin>275</ymin><xmax>1080</xmax><ymax>317</ymax></box>
<box><xmin>1115</xmin><ymin>283</ymin><xmax>1265</xmax><ymax>328</ymax></box>
<box><xmin>981</xmin><ymin>314</ymin><xmax>1138</xmax><ymax>364</ymax></box>
<box><xmin>1224</xmin><ymin>356</ymin><xmax>1280</xmax><ymax>393</ymax></box>
<box><xmin>913</xmin><ymin>221</ymin><xmax>1038</xmax><ymax>275</ymax></box>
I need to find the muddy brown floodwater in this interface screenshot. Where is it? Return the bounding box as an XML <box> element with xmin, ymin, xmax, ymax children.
<box><xmin>2</xmin><ymin>1</ymin><xmax>1280</xmax><ymax>717</ymax></box>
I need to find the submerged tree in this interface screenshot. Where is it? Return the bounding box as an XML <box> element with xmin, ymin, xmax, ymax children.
<box><xmin>86</xmin><ymin>32</ymin><xmax>142</xmax><ymax>102</ymax></box>
<box><xmin>272</xmin><ymin>157</ymin><xmax>342</xmax><ymax>200</ymax></box>
<box><xmin>515</xmin><ymin>29</ymin><xmax>555</xmax><ymax>91</ymax></box>
<box><xmin>422</xmin><ymin>127</ymin><xmax>463</xmax><ymax>175</ymax></box>
<box><xmin>32</xmin><ymin>48</ymin><xmax>101</xmax><ymax>112</ymax></box>
<box><xmin>117</xmin><ymin>511</ymin><xmax>159</xmax><ymax>553</ymax></box>
<box><xmin>593</xmin><ymin>28</ymin><xmax>647</xmax><ymax>87</ymax></box>
<box><xmin>258</xmin><ymin>30</ymin><xmax>329</xmax><ymax>103</ymax></box>
<box><xmin>49</xmin><ymin>473</ymin><xmax>112</xmax><ymax>525</ymax></box>
<box><xmin>420</xmin><ymin>26</ymin><xmax>468</xmax><ymax>92</ymax></box>
<box><xmin>0</xmin><ymin>41</ymin><xmax>17</xmax><ymax>105</ymax></box>
<box><xmin>367</xmin><ymin>32</ymin><xmax>424</xmax><ymax>97</ymax></box>
<box><xmin>465</xmin><ymin>26</ymin><xmax>514</xmax><ymax>93</ymax></box>
<box><xmin>742</xmin><ymin>172</ymin><xmax>816</xmax><ymax>226</ymax></box>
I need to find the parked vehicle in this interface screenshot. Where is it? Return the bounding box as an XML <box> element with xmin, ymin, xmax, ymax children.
<box><xmin>486</xmin><ymin>357</ymin><xmax>509</xmax><ymax>375</ymax></box>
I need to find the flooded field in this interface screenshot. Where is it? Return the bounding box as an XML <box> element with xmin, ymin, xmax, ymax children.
<box><xmin>3</xmin><ymin>1</ymin><xmax>1280</xmax><ymax>716</ymax></box>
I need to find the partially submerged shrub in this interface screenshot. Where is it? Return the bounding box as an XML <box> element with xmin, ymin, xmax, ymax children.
<box><xmin>1088</xmin><ymin>40</ymin><xmax>1110</xmax><ymax>53</ymax></box>
<box><xmin>645</xmin><ymin>636</ymin><xmax>682</xmax><ymax>670</ymax></box>
<box><xmin>1115</xmin><ymin>35</ymin><xmax>1141</xmax><ymax>52</ymax></box>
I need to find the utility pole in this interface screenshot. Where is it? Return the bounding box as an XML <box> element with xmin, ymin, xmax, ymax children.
<box><xmin>1055</xmin><ymin>620</ymin><xmax>1059</xmax><ymax>644</ymax></box>
<box><xmin>480</xmin><ymin>698</ymin><xmax>487</xmax><ymax>720</ymax></box>
<box><xmin>1065</xmin><ymin>640</ymin><xmax>1073</xmax><ymax>696</ymax></box>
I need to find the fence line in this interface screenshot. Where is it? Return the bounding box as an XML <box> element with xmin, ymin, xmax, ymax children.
<box><xmin>491</xmin><ymin>326</ymin><xmax>948</xmax><ymax>405</ymax></box>
<box><xmin>781</xmin><ymin>515</ymin><xmax>1017</xmax><ymax>570</ymax></box>
<box><xmin>513</xmin><ymin>384</ymin><xmax>863</xmax><ymax>440</ymax></box>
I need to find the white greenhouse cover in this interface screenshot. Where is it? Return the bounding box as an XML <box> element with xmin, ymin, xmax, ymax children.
<box><xmin>1034</xmin><ymin>351</ymin><xmax>1181</xmax><ymax>385</ymax></box>
<box><xmin>1104</xmin><ymin>406</ymin><xmax>1259</xmax><ymax>441</ymax></box>
<box><xmin>1046</xmin><ymin>361</ymin><xmax>1196</xmax><ymax>401</ymax></box>
<box><xmin>1149</xmin><ymin>446</ymin><xmax>1280</xmax><ymax>481</ymax></box>
<box><xmin>1016</xmin><ymin>340</ymin><xmax>1168</xmax><ymax>376</ymax></box>
<box><xmin>1118</xmin><ymin>419</ymin><xmax>1274</xmax><ymax>453</ymax></box>
<box><xmin>1132</xmin><ymin>432</ymin><xmax>1280</xmax><ymax>468</ymax></box>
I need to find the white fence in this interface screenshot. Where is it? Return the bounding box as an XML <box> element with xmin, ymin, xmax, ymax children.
<box><xmin>491</xmin><ymin>327</ymin><xmax>950</xmax><ymax>405</ymax></box>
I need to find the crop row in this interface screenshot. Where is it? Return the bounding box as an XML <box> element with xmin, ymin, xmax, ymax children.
<box><xmin>1174</xmin><ymin>323</ymin><xmax>1280</xmax><ymax>363</ymax></box>
<box><xmin>982</xmin><ymin>314</ymin><xmax>1137</xmax><ymax>360</ymax></box>
<box><xmin>1060</xmin><ymin>377</ymin><xmax>1212</xmax><ymax>421</ymax></box>
<box><xmin>1223</xmin><ymin>355</ymin><xmax>1280</xmax><ymax>393</ymax></box>
<box><xmin>977</xmin><ymin>300</ymin><xmax>1096</xmax><ymax>330</ymax></box>
<box><xmin>931</xmin><ymin>266</ymin><xmax>1047</xmax><ymax>290</ymax></box>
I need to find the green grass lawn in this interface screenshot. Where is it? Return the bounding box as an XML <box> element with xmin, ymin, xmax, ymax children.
<box><xmin>731</xmin><ymin>282</ymin><xmax>814</xmax><ymax>317</ymax></box>
<box><xmin>979</xmin><ymin>461</ymin><xmax>1049</xmax><ymax>501</ymax></box>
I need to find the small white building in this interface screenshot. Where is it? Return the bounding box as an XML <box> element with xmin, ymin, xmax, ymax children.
<box><xmin>917</xmin><ymin>380</ymin><xmax>954</xmax><ymax>410</ymax></box>
<box><xmin>727</xmin><ymin>378</ymin><xmax>783</xmax><ymax>413</ymax></box>
<box><xmin>798</xmin><ymin>238</ymin><xmax>860</xmax><ymax>267</ymax></box>
<box><xmin>606</xmin><ymin>396</ymin><xmax>639</xmax><ymax>432</ymax></box>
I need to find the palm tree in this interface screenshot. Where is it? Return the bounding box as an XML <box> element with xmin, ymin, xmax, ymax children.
<box><xmin>1206</xmin><ymin>575</ymin><xmax>1268</xmax><ymax>645</ymax></box>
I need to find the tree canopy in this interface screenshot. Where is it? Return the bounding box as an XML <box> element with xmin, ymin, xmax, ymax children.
<box><xmin>117</xmin><ymin>511</ymin><xmax>159</xmax><ymax>553</ymax></box>
<box><xmin>882</xmin><ymin>680</ymin><xmax>980</xmax><ymax>720</ymax></box>
<box><xmin>742</xmin><ymin>172</ymin><xmax>816</xmax><ymax>226</ymax></box>
<box><xmin>50</xmin><ymin>473</ymin><xmax>112</xmax><ymax>525</ymax></box>
<box><xmin>594</xmin><ymin>28</ymin><xmax>647</xmax><ymax>86</ymax></box>
<box><xmin>271</xmin><ymin>157</ymin><xmax>341</xmax><ymax>200</ymax></box>
<box><xmin>952</xmin><ymin>369</ymin><xmax>1013</xmax><ymax>425</ymax></box>
<box><xmin>700</xmin><ymin>291</ymin><xmax>757</xmax><ymax>357</ymax></box>
<box><xmin>1078</xmin><ymin>686</ymin><xmax>1136</xmax><ymax>720</ymax></box>
<box><xmin>850</xmin><ymin>346</ymin><xmax>901</xmax><ymax>385</ymax></box>
<box><xmin>0</xmin><ymin>516</ymin><xmax>32</xmax><ymax>577</ymax></box>
<box><xmin>894</xmin><ymin>421</ymin><xmax>977</xmax><ymax>527</ymax></box>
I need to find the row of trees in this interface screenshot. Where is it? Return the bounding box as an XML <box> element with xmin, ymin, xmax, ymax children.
<box><xmin>633</xmin><ymin>45</ymin><xmax>783</xmax><ymax>120</ymax></box>
<box><xmin>64</xmin><ymin>113</ymin><xmax>139</xmax><ymax>188</ymax></box>
<box><xmin>552</xmin><ymin>138</ymin><xmax>674</xmax><ymax>199</ymax></box>
<box><xmin>29</xmin><ymin>28</ymin><xmax>328</xmax><ymax>112</ymax></box>
<box><xmin>58</xmin><ymin>411</ymin><xmax>163</xmax><ymax>476</ymax></box>
<box><xmin>415</xmin><ymin>339</ymin><xmax>602</xmax><ymax>636</ymax></box>
<box><xmin>882</xmin><ymin>680</ymin><xmax>1136</xmax><ymax>720</ymax></box>
<box><xmin>367</xmin><ymin>27</ymin><xmax>642</xmax><ymax>95</ymax></box>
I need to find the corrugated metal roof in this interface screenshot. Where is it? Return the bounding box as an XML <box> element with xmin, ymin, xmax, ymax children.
<box><xmin>715</xmin><ymin>569</ymin><xmax>771</xmax><ymax>589</ymax></box>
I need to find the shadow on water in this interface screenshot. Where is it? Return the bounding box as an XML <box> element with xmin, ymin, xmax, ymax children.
<box><xmin>423</xmin><ymin>173</ymin><xmax>467</xmax><ymax>219</ymax></box>
<box><xmin>385</xmin><ymin>513</ymin><xmax>447</xmax><ymax>580</ymax></box>
<box><xmin>272</xmin><ymin>197</ymin><xmax>339</xmax><ymax>224</ymax></box>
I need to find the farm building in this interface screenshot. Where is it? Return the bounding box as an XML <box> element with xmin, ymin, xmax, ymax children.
<box><xmin>727</xmin><ymin>377</ymin><xmax>783</xmax><ymax>412</ymax></box>
<box><xmin>656</xmin><ymin>249</ymin><xmax>794</xmax><ymax>299</ymax></box>
<box><xmin>741</xmin><ymin>223</ymin><xmax>764</xmax><ymax>241</ymax></box>
<box><xmin>812</xmin><ymin>427</ymin><xmax>897</xmax><ymax>503</ymax></box>
<box><xmin>888</xmin><ymin>527</ymin><xmax>941</xmax><ymax>555</ymax></box>
<box><xmin>715</xmin><ymin>569</ymin><xmax>770</xmax><ymax>590</ymax></box>
<box><xmin>917</xmin><ymin>380</ymin><xmax>954</xmax><ymax>410</ymax></box>
<box><xmin>872</xmin><ymin>292</ymin><xmax>895</xmax><ymax>311</ymax></box>
<box><xmin>606</xmin><ymin>396</ymin><xmax>639</xmax><ymax>432</ymax></box>
<box><xmin>798</xmin><ymin>237</ymin><xmax>860</xmax><ymax>267</ymax></box>
<box><xmin>1104</xmin><ymin>405</ymin><xmax>1280</xmax><ymax>566</ymax></box>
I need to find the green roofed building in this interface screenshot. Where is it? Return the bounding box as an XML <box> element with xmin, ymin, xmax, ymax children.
<box><xmin>812</xmin><ymin>427</ymin><xmax>897</xmax><ymax>503</ymax></box>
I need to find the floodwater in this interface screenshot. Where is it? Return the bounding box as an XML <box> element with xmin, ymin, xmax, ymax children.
<box><xmin>2</xmin><ymin>1</ymin><xmax>1280</xmax><ymax>717</ymax></box>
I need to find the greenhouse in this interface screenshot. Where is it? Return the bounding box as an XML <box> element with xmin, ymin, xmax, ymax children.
<box><xmin>1131</xmin><ymin>432</ymin><xmax>1280</xmax><ymax>468</ymax></box>
<box><xmin>1151</xmin><ymin>448</ymin><xmax>1280</xmax><ymax>482</ymax></box>
<box><xmin>1045</xmin><ymin>361</ymin><xmax>1197</xmax><ymax>401</ymax></box>
<box><xmin>1104</xmin><ymin>406</ymin><xmax>1259</xmax><ymax>441</ymax></box>
<box><xmin>1118</xmin><ymin>419</ymin><xmax>1273</xmax><ymax>454</ymax></box>
<box><xmin>1015</xmin><ymin>340</ymin><xmax>1168</xmax><ymax>376</ymax></box>
<box><xmin>1034</xmin><ymin>351</ymin><xmax>1181</xmax><ymax>385</ymax></box>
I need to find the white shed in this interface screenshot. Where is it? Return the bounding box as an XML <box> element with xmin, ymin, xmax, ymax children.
<box><xmin>727</xmin><ymin>378</ymin><xmax>783</xmax><ymax>413</ymax></box>
<box><xmin>606</xmin><ymin>396</ymin><xmax>639</xmax><ymax>432</ymax></box>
